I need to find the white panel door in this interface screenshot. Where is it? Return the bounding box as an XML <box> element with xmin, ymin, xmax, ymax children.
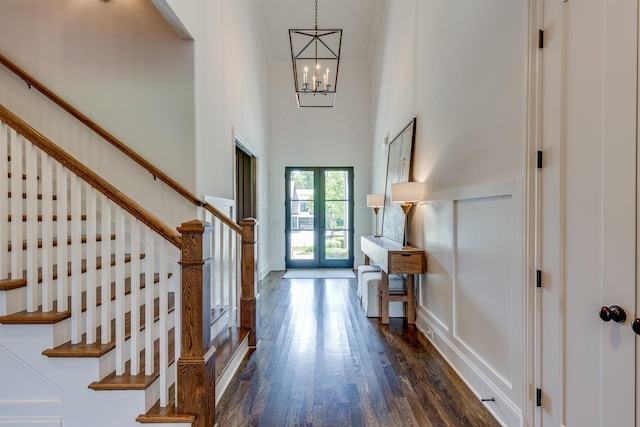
<box><xmin>542</xmin><ymin>0</ymin><xmax>638</xmax><ymax>425</ymax></box>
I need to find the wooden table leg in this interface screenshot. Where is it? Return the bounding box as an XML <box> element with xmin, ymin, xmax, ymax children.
<box><xmin>406</xmin><ymin>274</ymin><xmax>415</xmax><ymax>324</ymax></box>
<box><xmin>364</xmin><ymin>254</ymin><xmax>370</xmax><ymax>265</ymax></box>
<box><xmin>381</xmin><ymin>271</ymin><xmax>389</xmax><ymax>324</ymax></box>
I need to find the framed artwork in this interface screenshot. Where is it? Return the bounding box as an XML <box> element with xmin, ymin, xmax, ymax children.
<box><xmin>381</xmin><ymin>118</ymin><xmax>416</xmax><ymax>244</ymax></box>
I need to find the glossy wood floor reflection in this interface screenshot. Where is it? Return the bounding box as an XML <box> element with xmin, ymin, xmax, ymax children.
<box><xmin>215</xmin><ymin>271</ymin><xmax>500</xmax><ymax>427</ymax></box>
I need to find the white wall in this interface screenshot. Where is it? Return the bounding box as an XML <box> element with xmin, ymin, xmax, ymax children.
<box><xmin>165</xmin><ymin>0</ymin><xmax>270</xmax><ymax>275</ymax></box>
<box><xmin>266</xmin><ymin>64</ymin><xmax>373</xmax><ymax>270</ymax></box>
<box><xmin>370</xmin><ymin>1</ymin><xmax>531</xmax><ymax>425</ymax></box>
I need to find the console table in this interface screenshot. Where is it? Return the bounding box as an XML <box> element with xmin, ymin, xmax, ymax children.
<box><xmin>361</xmin><ymin>236</ymin><xmax>426</xmax><ymax>325</ymax></box>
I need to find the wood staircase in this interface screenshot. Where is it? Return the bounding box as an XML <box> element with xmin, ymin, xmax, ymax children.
<box><xmin>0</xmin><ymin>56</ymin><xmax>258</xmax><ymax>427</ymax></box>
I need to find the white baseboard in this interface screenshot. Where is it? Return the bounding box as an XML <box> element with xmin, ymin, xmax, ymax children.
<box><xmin>416</xmin><ymin>310</ymin><xmax>523</xmax><ymax>427</ymax></box>
<box><xmin>214</xmin><ymin>334</ymin><xmax>249</xmax><ymax>406</ymax></box>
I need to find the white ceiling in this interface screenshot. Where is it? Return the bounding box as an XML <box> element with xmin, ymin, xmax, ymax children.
<box><xmin>251</xmin><ymin>0</ymin><xmax>386</xmax><ymax>66</ymax></box>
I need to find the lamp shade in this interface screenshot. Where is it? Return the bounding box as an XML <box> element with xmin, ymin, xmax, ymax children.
<box><xmin>391</xmin><ymin>182</ymin><xmax>421</xmax><ymax>203</ymax></box>
<box><xmin>366</xmin><ymin>194</ymin><xmax>384</xmax><ymax>207</ymax></box>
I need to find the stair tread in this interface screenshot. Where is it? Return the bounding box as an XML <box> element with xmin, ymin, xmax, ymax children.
<box><xmin>43</xmin><ymin>292</ymin><xmax>174</xmax><ymax>357</ymax></box>
<box><xmin>213</xmin><ymin>326</ymin><xmax>250</xmax><ymax>385</ymax></box>
<box><xmin>136</xmin><ymin>397</ymin><xmax>196</xmax><ymax>424</ymax></box>
<box><xmin>8</xmin><ymin>214</ymin><xmax>87</xmax><ymax>222</ymax></box>
<box><xmin>0</xmin><ymin>253</ymin><xmax>144</xmax><ymax>292</ymax></box>
<box><xmin>137</xmin><ymin>385</ymin><xmax>196</xmax><ymax>424</ymax></box>
<box><xmin>0</xmin><ymin>302</ymin><xmax>71</xmax><ymax>323</ymax></box>
<box><xmin>8</xmin><ymin>234</ymin><xmax>116</xmax><ymax>252</ymax></box>
<box><xmin>0</xmin><ymin>273</ymin><xmax>165</xmax><ymax>325</ymax></box>
<box><xmin>89</xmin><ymin>327</ymin><xmax>176</xmax><ymax>390</ymax></box>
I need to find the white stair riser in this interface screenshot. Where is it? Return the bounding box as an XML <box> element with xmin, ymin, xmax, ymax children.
<box><xmin>35</xmin><ymin>288</ymin><xmax>157</xmax><ymax>348</ymax></box>
<box><xmin>142</xmin><ymin>357</ymin><xmax>176</xmax><ymax>412</ymax></box>
<box><xmin>97</xmin><ymin>309</ymin><xmax>176</xmax><ymax>381</ymax></box>
<box><xmin>0</xmin><ymin>265</ymin><xmax>144</xmax><ymax>316</ymax></box>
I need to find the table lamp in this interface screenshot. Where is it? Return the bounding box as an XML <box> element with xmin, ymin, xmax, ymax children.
<box><xmin>366</xmin><ymin>194</ymin><xmax>385</xmax><ymax>237</ymax></box>
<box><xmin>391</xmin><ymin>182</ymin><xmax>421</xmax><ymax>248</ymax></box>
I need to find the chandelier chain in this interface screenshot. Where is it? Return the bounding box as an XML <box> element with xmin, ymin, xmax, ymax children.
<box><xmin>315</xmin><ymin>0</ymin><xmax>318</xmax><ymax>30</ymax></box>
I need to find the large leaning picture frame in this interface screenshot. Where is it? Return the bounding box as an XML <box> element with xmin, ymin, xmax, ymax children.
<box><xmin>381</xmin><ymin>118</ymin><xmax>416</xmax><ymax>244</ymax></box>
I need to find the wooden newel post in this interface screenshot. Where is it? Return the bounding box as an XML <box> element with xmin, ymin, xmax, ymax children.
<box><xmin>240</xmin><ymin>218</ymin><xmax>258</xmax><ymax>348</ymax></box>
<box><xmin>176</xmin><ymin>220</ymin><xmax>215</xmax><ymax>427</ymax></box>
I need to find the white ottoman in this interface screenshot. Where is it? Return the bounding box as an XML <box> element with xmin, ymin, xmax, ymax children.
<box><xmin>357</xmin><ymin>264</ymin><xmax>381</xmax><ymax>299</ymax></box>
<box><xmin>361</xmin><ymin>273</ymin><xmax>406</xmax><ymax>318</ymax></box>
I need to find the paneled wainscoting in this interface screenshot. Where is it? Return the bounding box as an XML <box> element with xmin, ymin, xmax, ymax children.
<box><xmin>415</xmin><ymin>179</ymin><xmax>526</xmax><ymax>426</ymax></box>
<box><xmin>215</xmin><ymin>271</ymin><xmax>499</xmax><ymax>426</ymax></box>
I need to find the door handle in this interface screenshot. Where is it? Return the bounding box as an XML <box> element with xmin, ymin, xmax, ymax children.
<box><xmin>631</xmin><ymin>319</ymin><xmax>640</xmax><ymax>335</ymax></box>
<box><xmin>599</xmin><ymin>305</ymin><xmax>627</xmax><ymax>323</ymax></box>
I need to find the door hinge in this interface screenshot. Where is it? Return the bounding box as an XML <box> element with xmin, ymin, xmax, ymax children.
<box><xmin>536</xmin><ymin>388</ymin><xmax>542</xmax><ymax>407</ymax></box>
<box><xmin>536</xmin><ymin>270</ymin><xmax>542</xmax><ymax>288</ymax></box>
<box><xmin>537</xmin><ymin>150</ymin><xmax>543</xmax><ymax>169</ymax></box>
<box><xmin>538</xmin><ymin>30</ymin><xmax>544</xmax><ymax>49</ymax></box>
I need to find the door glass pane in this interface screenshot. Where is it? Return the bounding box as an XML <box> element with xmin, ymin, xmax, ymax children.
<box><xmin>324</xmin><ymin>170</ymin><xmax>348</xmax><ymax>200</ymax></box>
<box><xmin>289</xmin><ymin>170</ymin><xmax>315</xmax><ymax>260</ymax></box>
<box><xmin>325</xmin><ymin>230</ymin><xmax>348</xmax><ymax>260</ymax></box>
<box><xmin>324</xmin><ymin>170</ymin><xmax>350</xmax><ymax>261</ymax></box>
<box><xmin>325</xmin><ymin>200</ymin><xmax>348</xmax><ymax>231</ymax></box>
<box><xmin>291</xmin><ymin>230</ymin><xmax>315</xmax><ymax>260</ymax></box>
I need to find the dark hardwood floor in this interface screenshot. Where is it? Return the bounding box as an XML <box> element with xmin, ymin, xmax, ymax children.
<box><xmin>215</xmin><ymin>271</ymin><xmax>500</xmax><ymax>427</ymax></box>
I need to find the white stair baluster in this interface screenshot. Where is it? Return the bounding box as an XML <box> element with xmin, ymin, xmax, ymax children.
<box><xmin>217</xmin><ymin>218</ymin><xmax>224</xmax><ymax>312</ymax></box>
<box><xmin>70</xmin><ymin>174</ymin><xmax>82</xmax><ymax>343</ymax></box>
<box><xmin>100</xmin><ymin>195</ymin><xmax>111</xmax><ymax>344</ymax></box>
<box><xmin>114</xmin><ymin>206</ymin><xmax>126</xmax><ymax>375</ymax></box>
<box><xmin>235</xmin><ymin>233</ymin><xmax>241</xmax><ymax>326</ymax></box>
<box><xmin>25</xmin><ymin>139</ymin><xmax>38</xmax><ymax>312</ymax></box>
<box><xmin>212</xmin><ymin>220</ymin><xmax>219</xmax><ymax>311</ymax></box>
<box><xmin>228</xmin><ymin>224</ymin><xmax>236</xmax><ymax>328</ymax></box>
<box><xmin>9</xmin><ymin>128</ymin><xmax>22</xmax><ymax>281</ymax></box>
<box><xmin>129</xmin><ymin>218</ymin><xmax>140</xmax><ymax>375</ymax></box>
<box><xmin>159</xmin><ymin>238</ymin><xmax>168</xmax><ymax>406</ymax></box>
<box><xmin>172</xmin><ymin>261</ymin><xmax>181</xmax><ymax>386</ymax></box>
<box><xmin>41</xmin><ymin>154</ymin><xmax>54</xmax><ymax>311</ymax></box>
<box><xmin>144</xmin><ymin>225</ymin><xmax>154</xmax><ymax>375</ymax></box>
<box><xmin>85</xmin><ymin>186</ymin><xmax>97</xmax><ymax>343</ymax></box>
<box><xmin>0</xmin><ymin>122</ymin><xmax>8</xmax><ymax>280</ymax></box>
<box><xmin>56</xmin><ymin>164</ymin><xmax>68</xmax><ymax>312</ymax></box>
<box><xmin>225</xmin><ymin>221</ymin><xmax>233</xmax><ymax>320</ymax></box>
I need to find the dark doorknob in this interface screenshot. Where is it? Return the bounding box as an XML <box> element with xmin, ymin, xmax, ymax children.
<box><xmin>599</xmin><ymin>305</ymin><xmax>627</xmax><ymax>323</ymax></box>
<box><xmin>632</xmin><ymin>319</ymin><xmax>640</xmax><ymax>335</ymax></box>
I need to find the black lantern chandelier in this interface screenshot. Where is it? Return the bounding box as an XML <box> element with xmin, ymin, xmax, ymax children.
<box><xmin>289</xmin><ymin>0</ymin><xmax>342</xmax><ymax>108</ymax></box>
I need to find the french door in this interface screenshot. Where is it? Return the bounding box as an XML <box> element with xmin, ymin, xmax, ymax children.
<box><xmin>285</xmin><ymin>167</ymin><xmax>354</xmax><ymax>268</ymax></box>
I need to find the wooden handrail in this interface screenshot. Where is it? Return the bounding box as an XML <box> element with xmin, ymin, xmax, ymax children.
<box><xmin>0</xmin><ymin>53</ymin><xmax>242</xmax><ymax>236</ymax></box>
<box><xmin>0</xmin><ymin>104</ymin><xmax>182</xmax><ymax>248</ymax></box>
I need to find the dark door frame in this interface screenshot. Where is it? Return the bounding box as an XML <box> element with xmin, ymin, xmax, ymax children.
<box><xmin>285</xmin><ymin>166</ymin><xmax>354</xmax><ymax>269</ymax></box>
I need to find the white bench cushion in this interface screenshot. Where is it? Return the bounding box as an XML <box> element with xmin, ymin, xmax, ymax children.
<box><xmin>361</xmin><ymin>272</ymin><xmax>406</xmax><ymax>318</ymax></box>
<box><xmin>357</xmin><ymin>265</ymin><xmax>381</xmax><ymax>299</ymax></box>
